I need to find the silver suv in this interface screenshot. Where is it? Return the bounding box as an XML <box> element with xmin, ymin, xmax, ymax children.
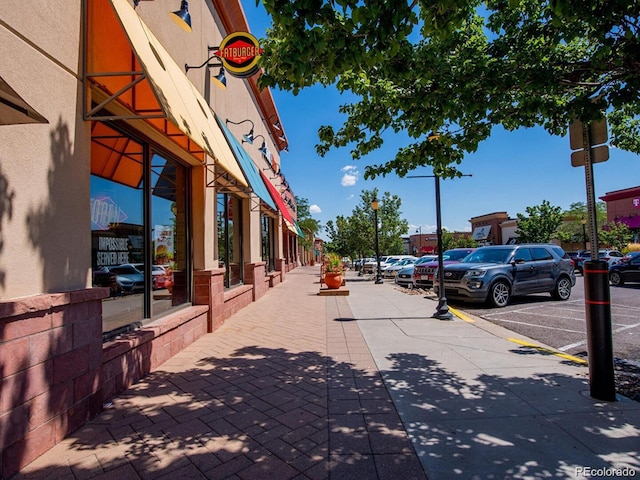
<box><xmin>434</xmin><ymin>244</ymin><xmax>576</xmax><ymax>308</ymax></box>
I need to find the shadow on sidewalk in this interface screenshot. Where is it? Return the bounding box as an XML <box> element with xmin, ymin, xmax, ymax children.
<box><xmin>378</xmin><ymin>352</ymin><xmax>640</xmax><ymax>477</ymax></box>
<box><xmin>15</xmin><ymin>343</ymin><xmax>639</xmax><ymax>479</ymax></box>
<box><xmin>15</xmin><ymin>345</ymin><xmax>424</xmax><ymax>479</ymax></box>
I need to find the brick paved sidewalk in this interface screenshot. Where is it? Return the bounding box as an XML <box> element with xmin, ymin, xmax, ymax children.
<box><xmin>15</xmin><ymin>267</ymin><xmax>426</xmax><ymax>480</ymax></box>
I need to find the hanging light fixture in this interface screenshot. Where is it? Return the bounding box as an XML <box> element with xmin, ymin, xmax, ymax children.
<box><xmin>211</xmin><ymin>67</ymin><xmax>227</xmax><ymax>90</ymax></box>
<box><xmin>169</xmin><ymin>0</ymin><xmax>192</xmax><ymax>32</ymax></box>
<box><xmin>133</xmin><ymin>0</ymin><xmax>192</xmax><ymax>32</ymax></box>
<box><xmin>226</xmin><ymin>118</ymin><xmax>255</xmax><ymax>144</ymax></box>
<box><xmin>268</xmin><ymin>114</ymin><xmax>282</xmax><ymax>131</ymax></box>
<box><xmin>251</xmin><ymin>135</ymin><xmax>268</xmax><ymax>156</ymax></box>
<box><xmin>185</xmin><ymin>48</ymin><xmax>226</xmax><ymax>90</ymax></box>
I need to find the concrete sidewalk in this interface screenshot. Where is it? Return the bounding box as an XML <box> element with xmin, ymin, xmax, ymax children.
<box><xmin>345</xmin><ymin>272</ymin><xmax>640</xmax><ymax>479</ymax></box>
<box><xmin>14</xmin><ymin>267</ymin><xmax>640</xmax><ymax>479</ymax></box>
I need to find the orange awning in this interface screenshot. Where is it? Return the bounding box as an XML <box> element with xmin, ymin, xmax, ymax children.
<box><xmin>86</xmin><ymin>0</ymin><xmax>247</xmax><ymax>187</ymax></box>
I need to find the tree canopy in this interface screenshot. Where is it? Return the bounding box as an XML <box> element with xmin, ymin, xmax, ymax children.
<box><xmin>258</xmin><ymin>0</ymin><xmax>640</xmax><ymax>178</ymax></box>
<box><xmin>295</xmin><ymin>196</ymin><xmax>322</xmax><ymax>250</ymax></box>
<box><xmin>515</xmin><ymin>200</ymin><xmax>564</xmax><ymax>243</ymax></box>
<box><xmin>324</xmin><ymin>189</ymin><xmax>408</xmax><ymax>258</ymax></box>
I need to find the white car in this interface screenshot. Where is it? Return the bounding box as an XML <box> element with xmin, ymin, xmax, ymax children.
<box><xmin>383</xmin><ymin>258</ymin><xmax>417</xmax><ymax>278</ymax></box>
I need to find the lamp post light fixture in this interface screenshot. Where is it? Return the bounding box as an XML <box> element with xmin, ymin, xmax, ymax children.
<box><xmin>416</xmin><ymin>226</ymin><xmax>423</xmax><ymax>254</ymax></box>
<box><xmin>407</xmin><ymin>173</ymin><xmax>472</xmax><ymax>320</ymax></box>
<box><xmin>371</xmin><ymin>198</ymin><xmax>383</xmax><ymax>284</ymax></box>
<box><xmin>581</xmin><ymin>216</ymin><xmax>587</xmax><ymax>251</ymax></box>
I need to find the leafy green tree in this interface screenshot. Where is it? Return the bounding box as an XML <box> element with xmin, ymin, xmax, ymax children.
<box><xmin>600</xmin><ymin>221</ymin><xmax>634</xmax><ymax>251</ymax></box>
<box><xmin>324</xmin><ymin>189</ymin><xmax>408</xmax><ymax>258</ymax></box>
<box><xmin>258</xmin><ymin>0</ymin><xmax>640</xmax><ymax>178</ymax></box>
<box><xmin>555</xmin><ymin>201</ymin><xmax>607</xmax><ymax>246</ymax></box>
<box><xmin>295</xmin><ymin>196</ymin><xmax>322</xmax><ymax>251</ymax></box>
<box><xmin>515</xmin><ymin>200</ymin><xmax>564</xmax><ymax>243</ymax></box>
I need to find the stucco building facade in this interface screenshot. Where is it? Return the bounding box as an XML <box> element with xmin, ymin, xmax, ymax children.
<box><xmin>0</xmin><ymin>1</ymin><xmax>301</xmax><ymax>475</ymax></box>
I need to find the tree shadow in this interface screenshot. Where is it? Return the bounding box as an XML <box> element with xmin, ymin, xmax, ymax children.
<box><xmin>26</xmin><ymin>116</ymin><xmax>88</xmax><ymax>293</ymax></box>
<box><xmin>0</xmin><ymin>163</ymin><xmax>15</xmax><ymax>289</ymax></box>
<box><xmin>380</xmin><ymin>352</ymin><xmax>640</xmax><ymax>478</ymax></box>
<box><xmin>13</xmin><ymin>345</ymin><xmax>426</xmax><ymax>480</ymax></box>
<box><xmin>2</xmin><ymin>115</ymin><xmax>102</xmax><ymax>477</ymax></box>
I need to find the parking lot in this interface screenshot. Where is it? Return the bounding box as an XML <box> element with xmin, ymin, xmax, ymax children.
<box><xmin>456</xmin><ymin>276</ymin><xmax>640</xmax><ymax>363</ymax></box>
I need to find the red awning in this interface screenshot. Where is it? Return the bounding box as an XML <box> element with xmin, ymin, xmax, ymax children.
<box><xmin>259</xmin><ymin>170</ymin><xmax>294</xmax><ymax>224</ymax></box>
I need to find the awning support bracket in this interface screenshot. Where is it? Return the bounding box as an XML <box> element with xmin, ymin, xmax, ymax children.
<box><xmin>85</xmin><ymin>70</ymin><xmax>168</xmax><ymax>121</ymax></box>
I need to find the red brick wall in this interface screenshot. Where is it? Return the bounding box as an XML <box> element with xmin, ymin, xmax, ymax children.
<box><xmin>1</xmin><ymin>264</ymin><xmax>295</xmax><ymax>477</ymax></box>
<box><xmin>245</xmin><ymin>262</ymin><xmax>269</xmax><ymax>301</ymax></box>
<box><xmin>0</xmin><ymin>288</ymin><xmax>107</xmax><ymax>477</ymax></box>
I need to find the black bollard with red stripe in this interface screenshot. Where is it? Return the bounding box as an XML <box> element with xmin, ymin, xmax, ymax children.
<box><xmin>583</xmin><ymin>260</ymin><xmax>616</xmax><ymax>401</ymax></box>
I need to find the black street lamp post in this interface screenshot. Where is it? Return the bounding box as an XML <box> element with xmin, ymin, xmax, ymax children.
<box><xmin>581</xmin><ymin>216</ymin><xmax>587</xmax><ymax>251</ymax></box>
<box><xmin>432</xmin><ymin>175</ymin><xmax>452</xmax><ymax>319</ymax></box>
<box><xmin>408</xmin><ymin>173</ymin><xmax>471</xmax><ymax>320</ymax></box>
<box><xmin>372</xmin><ymin>198</ymin><xmax>383</xmax><ymax>284</ymax></box>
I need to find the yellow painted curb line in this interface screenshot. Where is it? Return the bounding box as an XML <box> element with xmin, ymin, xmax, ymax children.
<box><xmin>448</xmin><ymin>306</ymin><xmax>474</xmax><ymax>323</ymax></box>
<box><xmin>507</xmin><ymin>338</ymin><xmax>588</xmax><ymax>365</ymax></box>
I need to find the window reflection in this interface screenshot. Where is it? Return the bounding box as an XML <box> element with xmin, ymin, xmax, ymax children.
<box><xmin>217</xmin><ymin>193</ymin><xmax>243</xmax><ymax>288</ymax></box>
<box><xmin>90</xmin><ymin>122</ymin><xmax>189</xmax><ymax>340</ymax></box>
<box><xmin>261</xmin><ymin>214</ymin><xmax>274</xmax><ymax>273</ymax></box>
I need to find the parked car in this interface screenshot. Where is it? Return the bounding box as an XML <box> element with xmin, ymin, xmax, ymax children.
<box><xmin>609</xmin><ymin>252</ymin><xmax>640</xmax><ymax>286</ymax></box>
<box><xmin>433</xmin><ymin>244</ymin><xmax>576</xmax><ymax>308</ymax></box>
<box><xmin>382</xmin><ymin>257</ymin><xmax>417</xmax><ymax>278</ymax></box>
<box><xmin>599</xmin><ymin>249</ymin><xmax>625</xmax><ymax>267</ymax></box>
<box><xmin>362</xmin><ymin>255</ymin><xmax>414</xmax><ymax>275</ymax></box>
<box><xmin>93</xmin><ymin>264</ymin><xmax>145</xmax><ymax>294</ymax></box>
<box><xmin>122</xmin><ymin>263</ymin><xmax>169</xmax><ymax>289</ymax></box>
<box><xmin>361</xmin><ymin>256</ymin><xmax>388</xmax><ymax>275</ymax></box>
<box><xmin>395</xmin><ymin>256</ymin><xmax>437</xmax><ymax>288</ymax></box>
<box><xmin>575</xmin><ymin>249</ymin><xmax>625</xmax><ymax>274</ymax></box>
<box><xmin>413</xmin><ymin>248</ymin><xmax>476</xmax><ymax>288</ymax></box>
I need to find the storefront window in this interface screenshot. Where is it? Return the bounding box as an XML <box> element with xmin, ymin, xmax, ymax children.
<box><xmin>217</xmin><ymin>193</ymin><xmax>244</xmax><ymax>288</ymax></box>
<box><xmin>90</xmin><ymin>122</ymin><xmax>189</xmax><ymax>340</ymax></box>
<box><xmin>261</xmin><ymin>214</ymin><xmax>274</xmax><ymax>272</ymax></box>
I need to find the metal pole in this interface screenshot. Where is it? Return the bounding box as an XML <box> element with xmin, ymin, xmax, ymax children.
<box><xmin>582</xmin><ymin>122</ymin><xmax>616</xmax><ymax>401</ymax></box>
<box><xmin>433</xmin><ymin>175</ymin><xmax>452</xmax><ymax>320</ymax></box>
<box><xmin>374</xmin><ymin>207</ymin><xmax>383</xmax><ymax>284</ymax></box>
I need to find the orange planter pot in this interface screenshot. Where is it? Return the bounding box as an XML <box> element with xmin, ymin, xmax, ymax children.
<box><xmin>324</xmin><ymin>272</ymin><xmax>343</xmax><ymax>289</ymax></box>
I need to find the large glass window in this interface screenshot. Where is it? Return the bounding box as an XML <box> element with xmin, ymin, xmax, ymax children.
<box><xmin>261</xmin><ymin>214</ymin><xmax>275</xmax><ymax>272</ymax></box>
<box><xmin>90</xmin><ymin>122</ymin><xmax>190</xmax><ymax>340</ymax></box>
<box><xmin>217</xmin><ymin>193</ymin><xmax>244</xmax><ymax>288</ymax></box>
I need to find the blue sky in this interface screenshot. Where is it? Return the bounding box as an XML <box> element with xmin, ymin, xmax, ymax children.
<box><xmin>241</xmin><ymin>2</ymin><xmax>640</xmax><ymax>239</ymax></box>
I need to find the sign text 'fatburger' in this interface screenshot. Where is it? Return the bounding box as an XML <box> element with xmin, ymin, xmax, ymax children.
<box><xmin>214</xmin><ymin>32</ymin><xmax>263</xmax><ymax>78</ymax></box>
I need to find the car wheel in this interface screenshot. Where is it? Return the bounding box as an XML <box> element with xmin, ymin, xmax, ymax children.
<box><xmin>488</xmin><ymin>281</ymin><xmax>510</xmax><ymax>308</ymax></box>
<box><xmin>610</xmin><ymin>271</ymin><xmax>624</xmax><ymax>286</ymax></box>
<box><xmin>551</xmin><ymin>276</ymin><xmax>572</xmax><ymax>300</ymax></box>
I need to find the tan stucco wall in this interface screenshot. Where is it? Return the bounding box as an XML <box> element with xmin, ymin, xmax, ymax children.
<box><xmin>1</xmin><ymin>1</ymin><xmax>91</xmax><ymax>299</ymax></box>
<box><xmin>0</xmin><ymin>0</ymin><xmax>285</xmax><ymax>299</ymax></box>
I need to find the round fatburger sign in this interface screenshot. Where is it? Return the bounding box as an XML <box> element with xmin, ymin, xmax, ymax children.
<box><xmin>215</xmin><ymin>32</ymin><xmax>263</xmax><ymax>78</ymax></box>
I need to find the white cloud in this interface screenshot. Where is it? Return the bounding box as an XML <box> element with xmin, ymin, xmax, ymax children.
<box><xmin>409</xmin><ymin>224</ymin><xmax>437</xmax><ymax>234</ymax></box>
<box><xmin>309</xmin><ymin>204</ymin><xmax>321</xmax><ymax>214</ymax></box>
<box><xmin>346</xmin><ymin>194</ymin><xmax>355</xmax><ymax>200</ymax></box>
<box><xmin>341</xmin><ymin>165</ymin><xmax>359</xmax><ymax>187</ymax></box>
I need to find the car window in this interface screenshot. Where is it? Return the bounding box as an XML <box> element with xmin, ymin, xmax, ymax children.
<box><xmin>531</xmin><ymin>247</ymin><xmax>553</xmax><ymax>261</ymax></box>
<box><xmin>112</xmin><ymin>265</ymin><xmax>141</xmax><ymax>274</ymax></box>
<box><xmin>550</xmin><ymin>246</ymin><xmax>569</xmax><ymax>259</ymax></box>
<box><xmin>513</xmin><ymin>248</ymin><xmax>533</xmax><ymax>262</ymax></box>
<box><xmin>444</xmin><ymin>249</ymin><xmax>473</xmax><ymax>261</ymax></box>
<box><xmin>465</xmin><ymin>248</ymin><xmax>512</xmax><ymax>264</ymax></box>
